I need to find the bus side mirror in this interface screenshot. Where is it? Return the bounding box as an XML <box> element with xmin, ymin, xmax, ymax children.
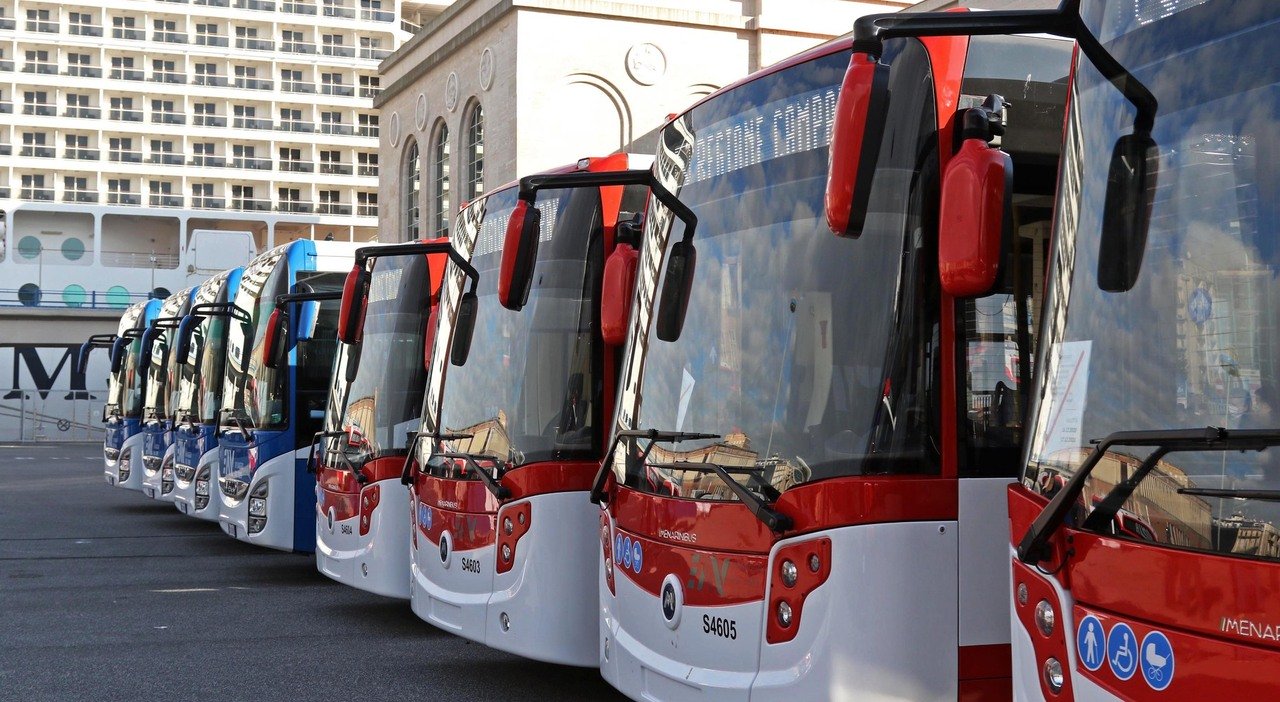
<box><xmin>338</xmin><ymin>264</ymin><xmax>369</xmax><ymax>345</ymax></box>
<box><xmin>77</xmin><ymin>341</ymin><xmax>93</xmax><ymax>376</ymax></box>
<box><xmin>825</xmin><ymin>51</ymin><xmax>890</xmax><ymax>238</ymax></box>
<box><xmin>938</xmin><ymin>135</ymin><xmax>1012</xmax><ymax>297</ymax></box>
<box><xmin>601</xmin><ymin>242</ymin><xmax>639</xmax><ymax>347</ymax></box>
<box><xmin>175</xmin><ymin>315</ymin><xmax>198</xmax><ymax>365</ymax></box>
<box><xmin>1097</xmin><ymin>132</ymin><xmax>1159</xmax><ymax>293</ymax></box>
<box><xmin>110</xmin><ymin>338</ymin><xmax>127</xmax><ymax>374</ymax></box>
<box><xmin>263</xmin><ymin>308</ymin><xmax>288</xmax><ymax>370</ymax></box>
<box><xmin>498</xmin><ymin>199</ymin><xmax>542</xmax><ymax>311</ymax></box>
<box><xmin>451</xmin><ymin>291</ymin><xmax>478</xmax><ymax>366</ymax></box>
<box><xmin>139</xmin><ymin>326</ymin><xmax>163</xmax><ymax>370</ymax></box>
<box><xmin>655</xmin><ymin>240</ymin><xmax>695</xmax><ymax>342</ymax></box>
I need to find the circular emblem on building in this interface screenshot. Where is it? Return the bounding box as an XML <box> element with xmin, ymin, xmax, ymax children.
<box><xmin>415</xmin><ymin>93</ymin><xmax>428</xmax><ymax>131</ymax></box>
<box><xmin>626</xmin><ymin>43</ymin><xmax>666</xmax><ymax>86</ymax></box>
<box><xmin>479</xmin><ymin>47</ymin><xmax>494</xmax><ymax>91</ymax></box>
<box><xmin>660</xmin><ymin>573</ymin><xmax>682</xmax><ymax>629</ymax></box>
<box><xmin>445</xmin><ymin>72</ymin><xmax>460</xmax><ymax>112</ymax></box>
<box><xmin>389</xmin><ymin>111</ymin><xmax>401</xmax><ymax>147</ymax></box>
<box><xmin>1188</xmin><ymin>286</ymin><xmax>1212</xmax><ymax>326</ymax></box>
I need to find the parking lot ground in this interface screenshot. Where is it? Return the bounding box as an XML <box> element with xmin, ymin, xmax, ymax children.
<box><xmin>0</xmin><ymin>443</ymin><xmax>625</xmax><ymax>702</ymax></box>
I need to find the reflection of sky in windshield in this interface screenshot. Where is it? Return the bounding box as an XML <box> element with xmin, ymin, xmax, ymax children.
<box><xmin>326</xmin><ymin>255</ymin><xmax>430</xmax><ymax>455</ymax></box>
<box><xmin>1027</xmin><ymin>2</ymin><xmax>1280</xmax><ymax>558</ymax></box>
<box><xmin>433</xmin><ymin>185</ymin><xmax>599</xmax><ymax>464</ymax></box>
<box><xmin>628</xmin><ymin>45</ymin><xmax>942</xmax><ymax>494</ymax></box>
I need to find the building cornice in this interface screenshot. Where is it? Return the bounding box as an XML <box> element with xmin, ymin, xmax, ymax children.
<box><xmin>376</xmin><ymin>0</ymin><xmax>900</xmax><ymax>107</ymax></box>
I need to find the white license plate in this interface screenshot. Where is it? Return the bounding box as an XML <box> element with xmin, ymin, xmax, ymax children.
<box><xmin>144</xmin><ymin>487</ymin><xmax>155</xmax><ymax>498</ymax></box>
<box><xmin>227</xmin><ymin>523</ymin><xmax>237</xmax><ymax>539</ymax></box>
<box><xmin>177</xmin><ymin>502</ymin><xmax>188</xmax><ymax>514</ymax></box>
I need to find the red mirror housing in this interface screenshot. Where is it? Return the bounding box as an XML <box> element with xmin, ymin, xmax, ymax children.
<box><xmin>825</xmin><ymin>51</ymin><xmax>890</xmax><ymax>238</ymax></box>
<box><xmin>601</xmin><ymin>243</ymin><xmax>639</xmax><ymax>347</ymax></box>
<box><xmin>498</xmin><ymin>199</ymin><xmax>542</xmax><ymax>311</ymax></box>
<box><xmin>338</xmin><ymin>264</ymin><xmax>367</xmax><ymax>344</ymax></box>
<box><xmin>938</xmin><ymin>137</ymin><xmax>1012</xmax><ymax>297</ymax></box>
<box><xmin>263</xmin><ymin>308</ymin><xmax>287</xmax><ymax>369</ymax></box>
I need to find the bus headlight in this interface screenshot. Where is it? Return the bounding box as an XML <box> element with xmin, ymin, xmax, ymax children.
<box><xmin>248</xmin><ymin>480</ymin><xmax>268</xmax><ymax>533</ymax></box>
<box><xmin>780</xmin><ymin>559</ymin><xmax>798</xmax><ymax>588</ymax></box>
<box><xmin>776</xmin><ymin>601</ymin><xmax>793</xmax><ymax>628</ymax></box>
<box><xmin>194</xmin><ymin>466</ymin><xmax>211</xmax><ymax>510</ymax></box>
<box><xmin>118</xmin><ymin>448</ymin><xmax>132</xmax><ymax>481</ymax></box>
<box><xmin>1042</xmin><ymin>657</ymin><xmax>1064</xmax><ymax>694</ymax></box>
<box><xmin>1035</xmin><ymin>600</ymin><xmax>1056</xmax><ymax>636</ymax></box>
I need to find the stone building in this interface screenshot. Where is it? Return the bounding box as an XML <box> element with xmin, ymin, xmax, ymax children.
<box><xmin>374</xmin><ymin>0</ymin><xmax>910</xmax><ymax>243</ymax></box>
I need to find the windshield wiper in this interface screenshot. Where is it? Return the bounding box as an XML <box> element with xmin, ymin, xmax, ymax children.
<box><xmin>589</xmin><ymin>428</ymin><xmax>722</xmax><ymax>505</ymax></box>
<box><xmin>435</xmin><ymin>451</ymin><xmax>511</xmax><ymax>500</ymax></box>
<box><xmin>398</xmin><ymin>429</ymin><xmax>476</xmax><ymax>485</ymax></box>
<box><xmin>1177</xmin><ymin>487</ymin><xmax>1280</xmax><ymax>502</ymax></box>
<box><xmin>1018</xmin><ymin>426</ymin><xmax>1280</xmax><ymax>564</ymax></box>
<box><xmin>219</xmin><ymin>407</ymin><xmax>253</xmax><ymax>442</ymax></box>
<box><xmin>306</xmin><ymin>429</ymin><xmax>368</xmax><ymax>482</ymax></box>
<box><xmin>651</xmin><ymin>460</ymin><xmax>792</xmax><ymax>533</ymax></box>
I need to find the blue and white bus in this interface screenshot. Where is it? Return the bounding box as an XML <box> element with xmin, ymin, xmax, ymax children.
<box><xmin>172</xmin><ymin>268</ymin><xmax>244</xmax><ymax>520</ymax></box>
<box><xmin>100</xmin><ymin>298</ymin><xmax>163</xmax><ymax>490</ymax></box>
<box><xmin>139</xmin><ymin>287</ymin><xmax>198</xmax><ymax>502</ymax></box>
<box><xmin>217</xmin><ymin>240</ymin><xmax>358</xmax><ymax>551</ymax></box>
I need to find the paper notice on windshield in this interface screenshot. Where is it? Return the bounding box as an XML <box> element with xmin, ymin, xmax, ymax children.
<box><xmin>677</xmin><ymin>368</ymin><xmax>695</xmax><ymax>433</ymax></box>
<box><xmin>1039</xmin><ymin>340</ymin><xmax>1091</xmax><ymax>461</ymax></box>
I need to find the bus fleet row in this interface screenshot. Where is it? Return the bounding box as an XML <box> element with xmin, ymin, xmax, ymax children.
<box><xmin>82</xmin><ymin>2</ymin><xmax>1280</xmax><ymax>699</ymax></box>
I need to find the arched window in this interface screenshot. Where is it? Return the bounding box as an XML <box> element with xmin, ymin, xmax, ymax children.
<box><xmin>432</xmin><ymin>121</ymin><xmax>451</xmax><ymax>237</ymax></box>
<box><xmin>403</xmin><ymin>138</ymin><xmax>420</xmax><ymax>240</ymax></box>
<box><xmin>464</xmin><ymin>102</ymin><xmax>484</xmax><ymax>199</ymax></box>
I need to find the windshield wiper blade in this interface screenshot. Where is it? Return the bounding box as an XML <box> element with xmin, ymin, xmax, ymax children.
<box><xmin>436</xmin><ymin>451</ymin><xmax>511</xmax><ymax>500</ymax></box>
<box><xmin>307</xmin><ymin>429</ymin><xmax>368</xmax><ymax>481</ymax></box>
<box><xmin>1177</xmin><ymin>487</ymin><xmax>1280</xmax><ymax>502</ymax></box>
<box><xmin>219</xmin><ymin>407</ymin><xmax>253</xmax><ymax>442</ymax></box>
<box><xmin>589</xmin><ymin>428</ymin><xmax>722</xmax><ymax>505</ymax></box>
<box><xmin>651</xmin><ymin>460</ymin><xmax>791</xmax><ymax>533</ymax></box>
<box><xmin>1018</xmin><ymin>426</ymin><xmax>1280</xmax><ymax>564</ymax></box>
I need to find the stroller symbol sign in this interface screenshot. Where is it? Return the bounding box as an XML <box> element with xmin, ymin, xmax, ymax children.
<box><xmin>1107</xmin><ymin>622</ymin><xmax>1138</xmax><ymax>680</ymax></box>
<box><xmin>1141</xmin><ymin>630</ymin><xmax>1175</xmax><ymax>691</ymax></box>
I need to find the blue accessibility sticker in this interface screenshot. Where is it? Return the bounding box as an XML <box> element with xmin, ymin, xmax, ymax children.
<box><xmin>631</xmin><ymin>539</ymin><xmax>643</xmax><ymax>574</ymax></box>
<box><xmin>621</xmin><ymin>536</ymin><xmax>633</xmax><ymax>569</ymax></box>
<box><xmin>1141</xmin><ymin>630</ymin><xmax>1175</xmax><ymax>691</ymax></box>
<box><xmin>1107</xmin><ymin>622</ymin><xmax>1139</xmax><ymax>681</ymax></box>
<box><xmin>1077</xmin><ymin>614</ymin><xmax>1106</xmax><ymax>672</ymax></box>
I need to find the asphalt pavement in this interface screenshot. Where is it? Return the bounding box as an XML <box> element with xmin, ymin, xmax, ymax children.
<box><xmin>0</xmin><ymin>443</ymin><xmax>625</xmax><ymax>702</ymax></box>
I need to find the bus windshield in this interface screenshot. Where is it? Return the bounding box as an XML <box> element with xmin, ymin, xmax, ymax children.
<box><xmin>325</xmin><ymin>253</ymin><xmax>433</xmax><ymax>459</ymax></box>
<box><xmin>224</xmin><ymin>246</ymin><xmax>289</xmax><ymax>431</ymax></box>
<box><xmin>108</xmin><ymin>304</ymin><xmax>145</xmax><ymax>419</ymax></box>
<box><xmin>1024</xmin><ymin>0</ymin><xmax>1280</xmax><ymax>560</ymax></box>
<box><xmin>122</xmin><ymin>334</ymin><xmax>146</xmax><ymax>420</ymax></box>
<box><xmin>175</xmin><ymin>272</ymin><xmax>229</xmax><ymax>424</ymax></box>
<box><xmin>143</xmin><ymin>295</ymin><xmax>187</xmax><ymax>421</ymax></box>
<box><xmin>613</xmin><ymin>44</ymin><xmax>944</xmax><ymax>500</ymax></box>
<box><xmin>426</xmin><ymin>184</ymin><xmax>607</xmax><ymax>467</ymax></box>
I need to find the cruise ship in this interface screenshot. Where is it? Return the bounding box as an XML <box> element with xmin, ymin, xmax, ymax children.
<box><xmin>0</xmin><ymin>0</ymin><xmax>449</xmax><ymax>442</ymax></box>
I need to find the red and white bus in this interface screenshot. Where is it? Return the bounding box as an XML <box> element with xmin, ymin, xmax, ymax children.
<box><xmin>847</xmin><ymin>1</ymin><xmax>1280</xmax><ymax>698</ymax></box>
<box><xmin>550</xmin><ymin>28</ymin><xmax>1071</xmax><ymax>700</ymax></box>
<box><xmin>314</xmin><ymin>239</ymin><xmax>452</xmax><ymax>598</ymax></box>
<box><xmin>403</xmin><ymin>154</ymin><xmax>650</xmax><ymax>665</ymax></box>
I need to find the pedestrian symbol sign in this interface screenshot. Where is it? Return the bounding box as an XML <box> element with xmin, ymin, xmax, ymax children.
<box><xmin>1077</xmin><ymin>614</ymin><xmax>1105</xmax><ymax>671</ymax></box>
<box><xmin>1107</xmin><ymin>622</ymin><xmax>1139</xmax><ymax>680</ymax></box>
<box><xmin>1141</xmin><ymin>630</ymin><xmax>1175</xmax><ymax>691</ymax></box>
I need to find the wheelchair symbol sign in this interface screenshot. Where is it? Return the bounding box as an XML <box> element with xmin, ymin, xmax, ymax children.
<box><xmin>1107</xmin><ymin>622</ymin><xmax>1139</xmax><ymax>680</ymax></box>
<box><xmin>1077</xmin><ymin>614</ymin><xmax>1106</xmax><ymax>671</ymax></box>
<box><xmin>1141</xmin><ymin>630</ymin><xmax>1175</xmax><ymax>691</ymax></box>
